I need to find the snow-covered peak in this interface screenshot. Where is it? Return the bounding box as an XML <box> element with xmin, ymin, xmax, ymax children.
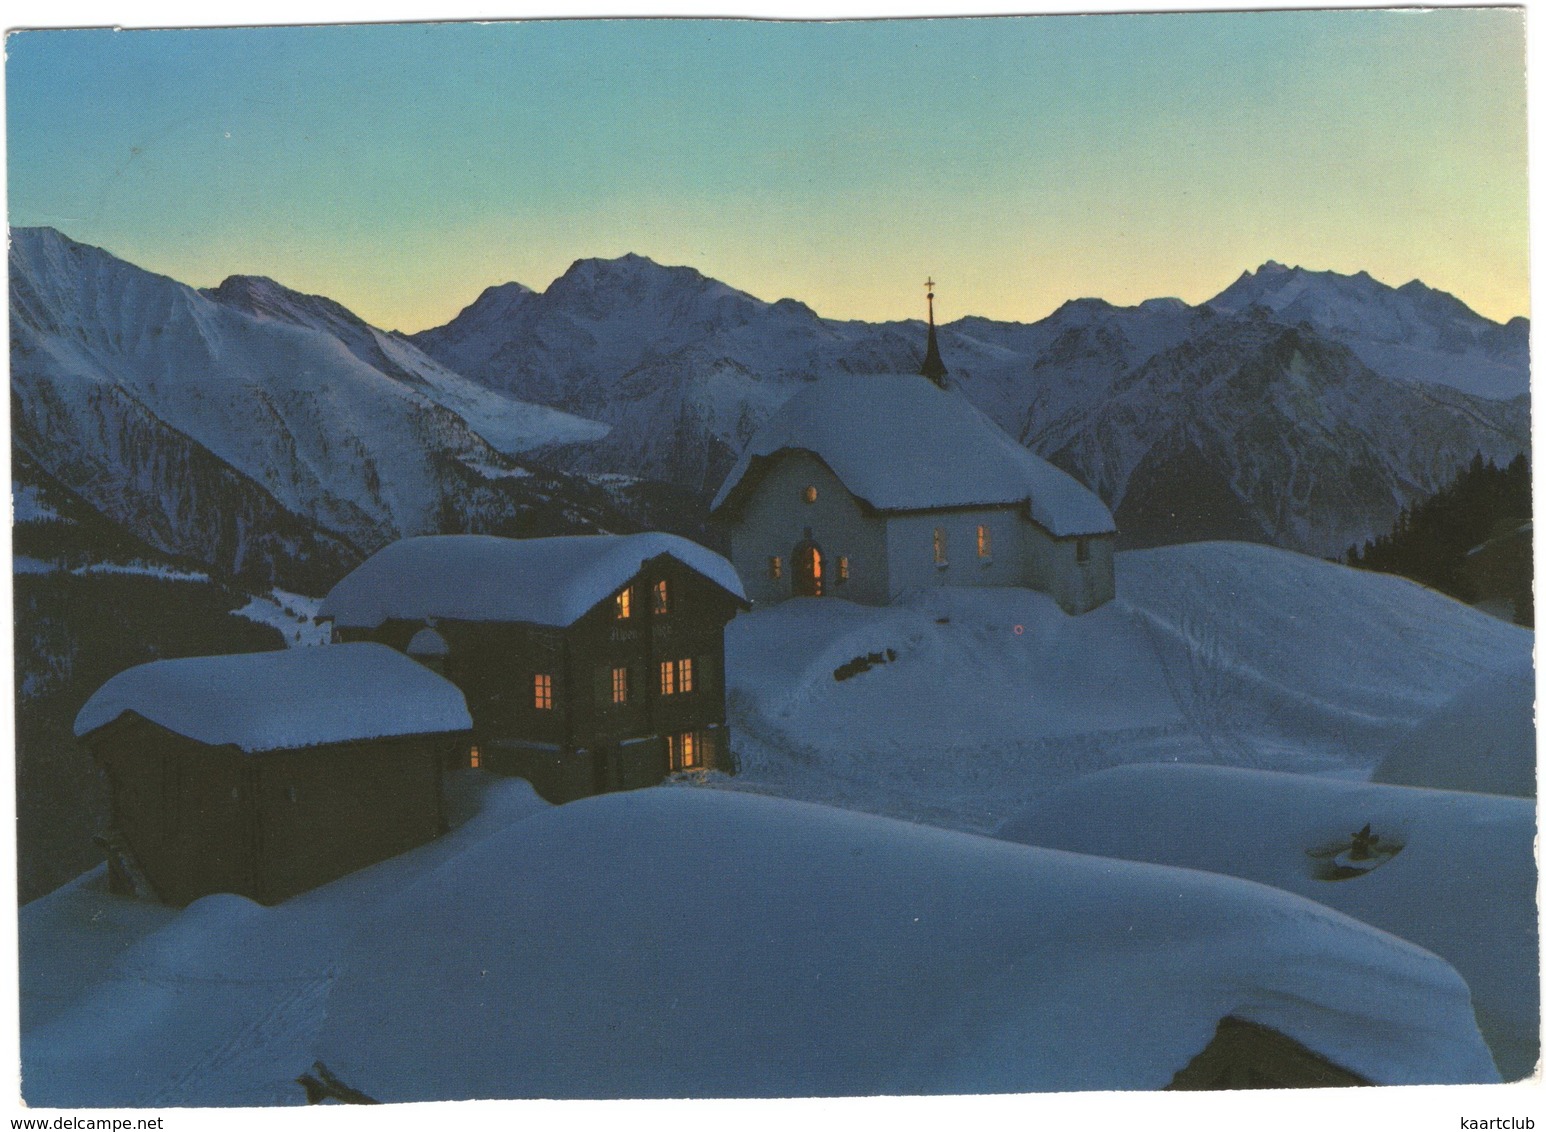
<box><xmin>1206</xmin><ymin>262</ymin><xmax>1528</xmax><ymax>398</ymax></box>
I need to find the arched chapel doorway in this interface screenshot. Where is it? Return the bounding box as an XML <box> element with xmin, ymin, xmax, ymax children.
<box><xmin>792</xmin><ymin>529</ymin><xmax>824</xmax><ymax>597</ymax></box>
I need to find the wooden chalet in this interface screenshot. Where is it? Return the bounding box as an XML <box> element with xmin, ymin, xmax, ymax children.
<box><xmin>73</xmin><ymin>643</ymin><xmax>474</xmax><ymax>906</ymax></box>
<box><xmin>318</xmin><ymin>533</ymin><xmax>749</xmax><ymax>803</ymax></box>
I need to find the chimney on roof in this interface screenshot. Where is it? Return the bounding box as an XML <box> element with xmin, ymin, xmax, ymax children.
<box><xmin>920</xmin><ymin>276</ymin><xmax>948</xmax><ymax>388</ymax></box>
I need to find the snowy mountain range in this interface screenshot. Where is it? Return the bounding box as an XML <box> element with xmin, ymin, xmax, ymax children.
<box><xmin>10</xmin><ymin>228</ymin><xmax>684</xmax><ymax>589</ymax></box>
<box><xmin>411</xmin><ymin>249</ymin><xmax>1529</xmax><ymax>557</ymax></box>
<box><xmin>11</xmin><ymin>227</ymin><xmax>1531</xmax><ymax>582</ymax></box>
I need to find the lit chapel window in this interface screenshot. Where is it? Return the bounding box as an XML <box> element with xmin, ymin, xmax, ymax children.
<box><xmin>533</xmin><ymin>673</ymin><xmax>554</xmax><ymax>710</ymax></box>
<box><xmin>659</xmin><ymin>660</ymin><xmax>676</xmax><ymax>696</ymax></box>
<box><xmin>978</xmin><ymin>524</ymin><xmax>992</xmax><ymax>559</ymax></box>
<box><xmin>933</xmin><ymin>528</ymin><xmax>948</xmax><ymax>566</ymax></box>
<box><xmin>769</xmin><ymin>556</ymin><xmax>783</xmax><ymax>580</ymax></box>
<box><xmin>653</xmin><ymin>579</ymin><xmax>670</xmax><ymax>614</ymax></box>
<box><xmin>615</xmin><ymin>587</ymin><xmax>632</xmax><ymax>620</ymax></box>
<box><xmin>803</xmin><ymin>485</ymin><xmax>818</xmax><ymax>504</ymax></box>
<box><xmin>468</xmin><ymin>745</ymin><xmax>481</xmax><ymax>769</ymax></box>
<box><xmin>611</xmin><ymin>666</ymin><xmax>629</xmax><ymax>705</ymax></box>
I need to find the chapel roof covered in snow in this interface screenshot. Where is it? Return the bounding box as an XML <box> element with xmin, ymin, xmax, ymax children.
<box><xmin>318</xmin><ymin>532</ymin><xmax>747</xmax><ymax>631</ymax></box>
<box><xmin>710</xmin><ymin>373</ymin><xmax>1116</xmax><ymax>537</ymax></box>
<box><xmin>74</xmin><ymin>642</ymin><xmax>473</xmax><ymax>753</ymax></box>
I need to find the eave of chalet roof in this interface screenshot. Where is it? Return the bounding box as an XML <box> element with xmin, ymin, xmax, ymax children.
<box><xmin>711</xmin><ymin>374</ymin><xmax>1116</xmax><ymax>538</ymax></box>
<box><xmin>317</xmin><ymin>532</ymin><xmax>748</xmax><ymax>631</ymax></box>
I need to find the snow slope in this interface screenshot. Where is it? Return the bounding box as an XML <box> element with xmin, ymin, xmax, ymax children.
<box><xmin>22</xmin><ymin>783</ymin><xmax>1497</xmax><ymax>1103</ymax></box>
<box><xmin>723</xmin><ymin>543</ymin><xmax>1531</xmax><ymax>831</ymax></box>
<box><xmin>314</xmin><ymin>789</ymin><xmax>1499</xmax><ymax>1098</ymax></box>
<box><xmin>997</xmin><ymin>765</ymin><xmax>1538</xmax><ymax>1079</ymax></box>
<box><xmin>20</xmin><ymin>777</ymin><xmax>551</xmax><ymax>1106</ymax></box>
<box><xmin>10</xmin><ymin>228</ymin><xmax>613</xmax><ymax>571</ymax></box>
<box><xmin>1372</xmin><ymin>658</ymin><xmax>1535</xmax><ymax>798</ymax></box>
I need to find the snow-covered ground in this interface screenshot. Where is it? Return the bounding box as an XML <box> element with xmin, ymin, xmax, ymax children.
<box><xmin>18</xmin><ymin>540</ymin><xmax>1535</xmax><ymax>1104</ymax></box>
<box><xmin>20</xmin><ymin>781</ymin><xmax>1498</xmax><ymax>1104</ymax></box>
<box><xmin>233</xmin><ymin>588</ymin><xmax>330</xmax><ymax>647</ymax></box>
<box><xmin>720</xmin><ymin>543</ymin><xmax>1531</xmax><ymax>832</ymax></box>
<box><xmin>997</xmin><ymin>765</ymin><xmax>1538</xmax><ymax>1080</ymax></box>
<box><xmin>12</xmin><ymin>557</ymin><xmax>211</xmax><ymax>582</ymax></box>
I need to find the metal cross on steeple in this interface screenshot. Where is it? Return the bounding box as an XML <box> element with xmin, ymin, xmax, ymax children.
<box><xmin>919</xmin><ymin>275</ymin><xmax>948</xmax><ymax>387</ymax></box>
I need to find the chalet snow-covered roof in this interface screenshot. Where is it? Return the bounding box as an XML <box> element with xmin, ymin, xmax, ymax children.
<box><xmin>711</xmin><ymin>374</ymin><xmax>1116</xmax><ymax>537</ymax></box>
<box><xmin>74</xmin><ymin>643</ymin><xmax>472</xmax><ymax>753</ymax></box>
<box><xmin>318</xmin><ymin>533</ymin><xmax>747</xmax><ymax>631</ymax></box>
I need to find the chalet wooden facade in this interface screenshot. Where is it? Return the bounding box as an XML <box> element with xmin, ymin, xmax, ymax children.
<box><xmin>319</xmin><ymin>533</ymin><xmax>748</xmax><ymax>803</ymax></box>
<box><xmin>73</xmin><ymin>643</ymin><xmax>473</xmax><ymax>906</ymax></box>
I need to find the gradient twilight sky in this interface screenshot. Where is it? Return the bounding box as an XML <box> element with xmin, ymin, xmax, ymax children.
<box><xmin>5</xmin><ymin>10</ymin><xmax>1529</xmax><ymax>332</ymax></box>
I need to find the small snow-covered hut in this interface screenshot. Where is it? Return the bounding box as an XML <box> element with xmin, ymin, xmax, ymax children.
<box><xmin>711</xmin><ymin>375</ymin><xmax>1116</xmax><ymax>614</ymax></box>
<box><xmin>75</xmin><ymin>643</ymin><xmax>473</xmax><ymax>906</ymax></box>
<box><xmin>318</xmin><ymin>533</ymin><xmax>748</xmax><ymax>802</ymax></box>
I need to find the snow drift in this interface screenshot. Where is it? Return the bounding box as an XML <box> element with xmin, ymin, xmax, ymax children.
<box><xmin>315</xmin><ymin>789</ymin><xmax>1497</xmax><ymax>1098</ymax></box>
<box><xmin>997</xmin><ymin>764</ymin><xmax>1538</xmax><ymax>1080</ymax></box>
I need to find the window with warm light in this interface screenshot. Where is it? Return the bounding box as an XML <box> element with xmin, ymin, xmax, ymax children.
<box><xmin>678</xmin><ymin>657</ymin><xmax>694</xmax><ymax>694</ymax></box>
<box><xmin>659</xmin><ymin>660</ymin><xmax>676</xmax><ymax>696</ymax></box>
<box><xmin>803</xmin><ymin>485</ymin><xmax>818</xmax><ymax>504</ymax></box>
<box><xmin>769</xmin><ymin>556</ymin><xmax>783</xmax><ymax>579</ymax></box>
<box><xmin>978</xmin><ymin>524</ymin><xmax>992</xmax><ymax>558</ymax></box>
<box><xmin>534</xmin><ymin>673</ymin><xmax>553</xmax><ymax>710</ymax></box>
<box><xmin>468</xmin><ymin>745</ymin><xmax>481</xmax><ymax>769</ymax></box>
<box><xmin>615</xmin><ymin>586</ymin><xmax>632</xmax><ymax>619</ymax></box>
<box><xmin>653</xmin><ymin>579</ymin><xmax>670</xmax><ymax>614</ymax></box>
<box><xmin>934</xmin><ymin>527</ymin><xmax>948</xmax><ymax>566</ymax></box>
<box><xmin>837</xmin><ymin>556</ymin><xmax>849</xmax><ymax>583</ymax></box>
<box><xmin>668</xmin><ymin>731</ymin><xmax>699</xmax><ymax>771</ymax></box>
<box><xmin>611</xmin><ymin>666</ymin><xmax>628</xmax><ymax>705</ymax></box>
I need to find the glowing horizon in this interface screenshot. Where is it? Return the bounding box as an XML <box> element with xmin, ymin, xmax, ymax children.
<box><xmin>7</xmin><ymin>11</ymin><xmax>1529</xmax><ymax>332</ymax></box>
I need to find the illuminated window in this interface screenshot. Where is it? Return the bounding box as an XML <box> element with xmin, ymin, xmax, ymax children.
<box><xmin>933</xmin><ymin>528</ymin><xmax>948</xmax><ymax>566</ymax></box>
<box><xmin>803</xmin><ymin>485</ymin><xmax>818</xmax><ymax>504</ymax></box>
<box><xmin>1076</xmin><ymin>537</ymin><xmax>1090</xmax><ymax>564</ymax></box>
<box><xmin>611</xmin><ymin>666</ymin><xmax>628</xmax><ymax>704</ymax></box>
<box><xmin>659</xmin><ymin>658</ymin><xmax>693</xmax><ymax>695</ymax></box>
<box><xmin>653</xmin><ymin>579</ymin><xmax>670</xmax><ymax>614</ymax></box>
<box><xmin>769</xmin><ymin>556</ymin><xmax>783</xmax><ymax>579</ymax></box>
<box><xmin>668</xmin><ymin>731</ymin><xmax>699</xmax><ymax>771</ymax></box>
<box><xmin>533</xmin><ymin>673</ymin><xmax>553</xmax><ymax>710</ymax></box>
<box><xmin>615</xmin><ymin>587</ymin><xmax>632</xmax><ymax>620</ymax></box>
<box><xmin>837</xmin><ymin>556</ymin><xmax>849</xmax><ymax>583</ymax></box>
<box><xmin>978</xmin><ymin>524</ymin><xmax>992</xmax><ymax>559</ymax></box>
<box><xmin>468</xmin><ymin>745</ymin><xmax>481</xmax><ymax>769</ymax></box>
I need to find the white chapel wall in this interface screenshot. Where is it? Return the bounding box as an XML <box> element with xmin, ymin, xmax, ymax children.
<box><xmin>726</xmin><ymin>450</ymin><xmax>891</xmax><ymax>605</ymax></box>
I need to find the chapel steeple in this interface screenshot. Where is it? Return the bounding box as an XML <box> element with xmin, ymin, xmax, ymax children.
<box><xmin>920</xmin><ymin>276</ymin><xmax>948</xmax><ymax>388</ymax></box>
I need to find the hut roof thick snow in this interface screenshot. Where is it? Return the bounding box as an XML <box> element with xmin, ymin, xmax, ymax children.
<box><xmin>318</xmin><ymin>532</ymin><xmax>746</xmax><ymax>630</ymax></box>
<box><xmin>711</xmin><ymin>373</ymin><xmax>1116</xmax><ymax>536</ymax></box>
<box><xmin>73</xmin><ymin>642</ymin><xmax>472</xmax><ymax>752</ymax></box>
